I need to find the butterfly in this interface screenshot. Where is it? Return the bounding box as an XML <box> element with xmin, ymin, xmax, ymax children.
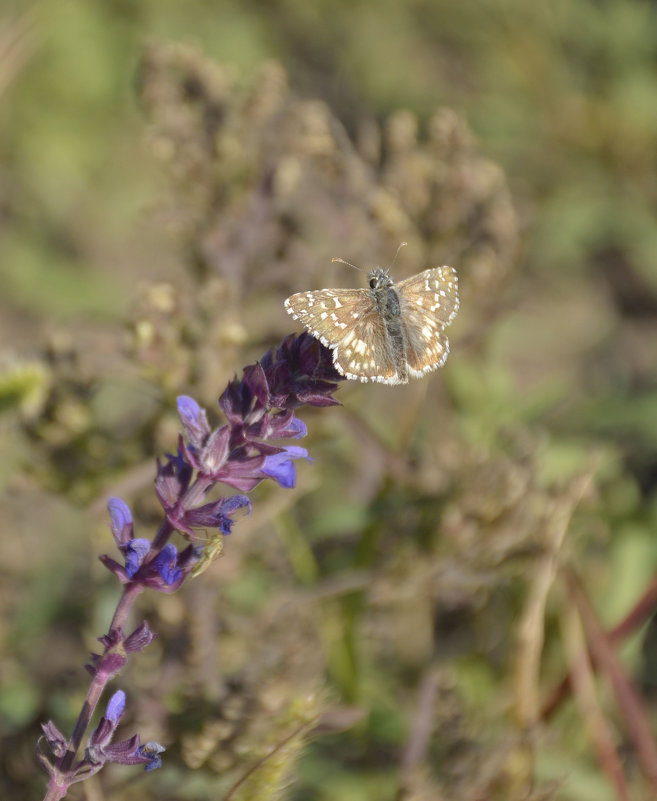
<box><xmin>284</xmin><ymin>259</ymin><xmax>459</xmax><ymax>384</ymax></box>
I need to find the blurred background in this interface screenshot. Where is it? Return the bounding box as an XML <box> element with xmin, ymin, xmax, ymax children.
<box><xmin>2</xmin><ymin>1</ymin><xmax>657</xmax><ymax>799</ymax></box>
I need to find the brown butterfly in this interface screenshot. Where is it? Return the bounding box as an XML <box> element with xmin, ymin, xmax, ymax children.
<box><xmin>285</xmin><ymin>259</ymin><xmax>459</xmax><ymax>385</ymax></box>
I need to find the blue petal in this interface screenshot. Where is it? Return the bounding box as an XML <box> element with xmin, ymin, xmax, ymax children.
<box><xmin>265</xmin><ymin>459</ymin><xmax>296</xmax><ymax>488</ymax></box>
<box><xmin>176</xmin><ymin>395</ymin><xmax>202</xmax><ymax>426</ymax></box>
<box><xmin>177</xmin><ymin>395</ymin><xmax>211</xmax><ymax>449</ymax></box>
<box><xmin>139</xmin><ymin>741</ymin><xmax>165</xmax><ymax>772</ymax></box>
<box><xmin>108</xmin><ymin>497</ymin><xmax>132</xmax><ymax>535</ymax></box>
<box><xmin>262</xmin><ymin>447</ymin><xmax>310</xmax><ymax>489</ymax></box>
<box><xmin>153</xmin><ymin>544</ymin><xmax>182</xmax><ymax>585</ymax></box>
<box><xmin>125</xmin><ymin>538</ymin><xmax>151</xmax><ymax>578</ymax></box>
<box><xmin>281</xmin><ymin>446</ymin><xmax>310</xmax><ymax>460</ymax></box>
<box><xmin>222</xmin><ymin>494</ymin><xmax>251</xmax><ymax>515</ymax></box>
<box><xmin>288</xmin><ymin>417</ymin><xmax>307</xmax><ymax>438</ymax></box>
<box><xmin>106</xmin><ymin>690</ymin><xmax>126</xmax><ymax>724</ymax></box>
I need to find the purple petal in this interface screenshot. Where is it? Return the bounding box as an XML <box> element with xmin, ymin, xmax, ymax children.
<box><xmin>155</xmin><ymin>447</ymin><xmax>194</xmax><ymax>509</ymax></box>
<box><xmin>243</xmin><ymin>362</ymin><xmax>270</xmax><ymax>407</ymax></box>
<box><xmin>199</xmin><ymin>425</ymin><xmax>230</xmax><ymax>474</ymax></box>
<box><xmin>212</xmin><ymin>454</ymin><xmax>267</xmax><ymax>492</ymax></box>
<box><xmin>106</xmin><ymin>691</ymin><xmax>126</xmax><ymax>724</ymax></box>
<box><xmin>89</xmin><ymin>717</ymin><xmax>114</xmax><ymax>748</ymax></box>
<box><xmin>99</xmin><ymin>555</ymin><xmax>129</xmax><ymax>583</ymax></box>
<box><xmin>177</xmin><ymin>395</ymin><xmax>210</xmax><ymax>447</ymax></box>
<box><xmin>287</xmin><ymin>417</ymin><xmax>307</xmax><ymax>438</ymax></box>
<box><xmin>108</xmin><ymin>497</ymin><xmax>133</xmax><ymax>545</ymax></box>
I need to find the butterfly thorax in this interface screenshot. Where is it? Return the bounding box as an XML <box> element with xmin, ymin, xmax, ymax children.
<box><xmin>368</xmin><ymin>269</ymin><xmax>400</xmax><ymax>318</ymax></box>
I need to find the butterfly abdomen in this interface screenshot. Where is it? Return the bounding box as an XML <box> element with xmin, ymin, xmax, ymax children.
<box><xmin>379</xmin><ymin>286</ymin><xmax>408</xmax><ymax>383</ymax></box>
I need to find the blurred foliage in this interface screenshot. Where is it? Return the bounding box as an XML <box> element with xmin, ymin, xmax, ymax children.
<box><xmin>2</xmin><ymin>1</ymin><xmax>657</xmax><ymax>800</ymax></box>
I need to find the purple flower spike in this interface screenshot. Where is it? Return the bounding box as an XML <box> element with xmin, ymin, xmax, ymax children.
<box><xmin>259</xmin><ymin>332</ymin><xmax>342</xmax><ymax>409</ymax></box>
<box><xmin>38</xmin><ymin>335</ymin><xmax>344</xmax><ymax>796</ymax></box>
<box><xmin>262</xmin><ymin>446</ymin><xmax>311</xmax><ymax>489</ymax></box>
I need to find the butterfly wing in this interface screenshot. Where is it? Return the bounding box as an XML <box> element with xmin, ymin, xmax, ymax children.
<box><xmin>396</xmin><ymin>266</ymin><xmax>460</xmax><ymax>378</ymax></box>
<box><xmin>284</xmin><ymin>288</ymin><xmax>400</xmax><ymax>383</ymax></box>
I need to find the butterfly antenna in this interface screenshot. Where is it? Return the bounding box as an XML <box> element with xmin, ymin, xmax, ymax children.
<box><xmin>331</xmin><ymin>256</ymin><xmax>362</xmax><ymax>272</ymax></box>
<box><xmin>385</xmin><ymin>241</ymin><xmax>407</xmax><ymax>275</ymax></box>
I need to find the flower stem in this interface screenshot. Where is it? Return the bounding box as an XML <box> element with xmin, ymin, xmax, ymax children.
<box><xmin>109</xmin><ymin>580</ymin><xmax>145</xmax><ymax>634</ymax></box>
<box><xmin>43</xmin><ymin>777</ymin><xmax>68</xmax><ymax>801</ymax></box>
<box><xmin>58</xmin><ymin>582</ymin><xmax>145</xmax><ymax>776</ymax></box>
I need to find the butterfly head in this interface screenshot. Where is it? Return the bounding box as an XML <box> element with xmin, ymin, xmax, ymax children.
<box><xmin>368</xmin><ymin>268</ymin><xmax>394</xmax><ymax>291</ymax></box>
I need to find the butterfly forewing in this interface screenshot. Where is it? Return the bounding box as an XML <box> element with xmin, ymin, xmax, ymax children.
<box><xmin>396</xmin><ymin>266</ymin><xmax>459</xmax><ymax>377</ymax></box>
<box><xmin>396</xmin><ymin>266</ymin><xmax>460</xmax><ymax>326</ymax></box>
<box><xmin>284</xmin><ymin>288</ymin><xmax>371</xmax><ymax>349</ymax></box>
<box><xmin>284</xmin><ymin>288</ymin><xmax>399</xmax><ymax>381</ymax></box>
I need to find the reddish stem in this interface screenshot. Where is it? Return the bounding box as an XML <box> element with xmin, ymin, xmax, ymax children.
<box><xmin>541</xmin><ymin>573</ymin><xmax>657</xmax><ymax>720</ymax></box>
<box><xmin>57</xmin><ymin>582</ymin><xmax>144</xmax><ymax>779</ymax></box>
<box><xmin>566</xmin><ymin>568</ymin><xmax>657</xmax><ymax>793</ymax></box>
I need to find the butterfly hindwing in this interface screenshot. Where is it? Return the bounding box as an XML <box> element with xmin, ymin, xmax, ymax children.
<box><xmin>331</xmin><ymin>305</ymin><xmax>399</xmax><ymax>383</ymax></box>
<box><xmin>396</xmin><ymin>266</ymin><xmax>459</xmax><ymax>377</ymax></box>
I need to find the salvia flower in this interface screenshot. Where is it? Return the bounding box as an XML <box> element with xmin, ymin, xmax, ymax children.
<box><xmin>86</xmin><ymin>691</ymin><xmax>164</xmax><ymax>772</ymax></box>
<box><xmin>38</xmin><ymin>334</ymin><xmax>342</xmax><ymax>798</ymax></box>
<box><xmin>87</xmin><ymin>691</ymin><xmax>126</xmax><ymax>756</ymax></box>
<box><xmin>100</xmin><ymin>498</ymin><xmax>201</xmax><ymax>591</ymax></box>
<box><xmin>170</xmin><ymin>494</ymin><xmax>252</xmax><ymax>539</ymax></box>
<box><xmin>124</xmin><ymin>538</ymin><xmax>151</xmax><ymax>578</ymax></box>
<box><xmin>262</xmin><ymin>445</ymin><xmax>312</xmax><ymax>489</ymax></box>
